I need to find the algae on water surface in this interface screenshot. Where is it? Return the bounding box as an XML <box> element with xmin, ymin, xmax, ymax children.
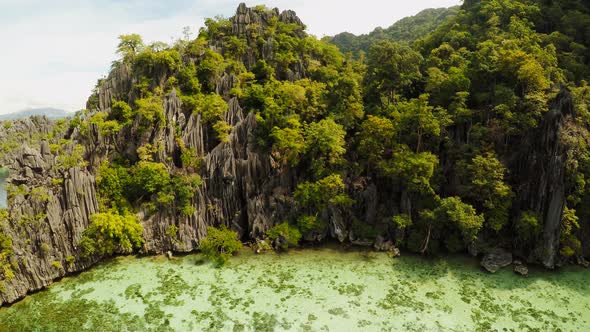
<box><xmin>0</xmin><ymin>248</ymin><xmax>588</xmax><ymax>331</ymax></box>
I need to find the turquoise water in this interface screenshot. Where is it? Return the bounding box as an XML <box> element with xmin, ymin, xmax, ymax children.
<box><xmin>0</xmin><ymin>248</ymin><xmax>588</xmax><ymax>331</ymax></box>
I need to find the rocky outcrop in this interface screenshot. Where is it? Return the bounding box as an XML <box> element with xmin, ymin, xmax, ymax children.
<box><xmin>0</xmin><ymin>122</ymin><xmax>101</xmax><ymax>304</ymax></box>
<box><xmin>481</xmin><ymin>248</ymin><xmax>513</xmax><ymax>273</ymax></box>
<box><xmin>97</xmin><ymin>64</ymin><xmax>133</xmax><ymax>112</ymax></box>
<box><xmin>232</xmin><ymin>3</ymin><xmax>305</xmax><ymax>41</ymax></box>
<box><xmin>513</xmin><ymin>261</ymin><xmax>529</xmax><ymax>276</ymax></box>
<box><xmin>513</xmin><ymin>89</ymin><xmax>573</xmax><ymax>268</ymax></box>
<box><xmin>229</xmin><ymin>3</ymin><xmax>307</xmax><ymax>79</ymax></box>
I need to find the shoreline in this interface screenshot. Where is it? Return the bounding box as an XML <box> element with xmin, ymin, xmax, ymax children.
<box><xmin>4</xmin><ymin>242</ymin><xmax>588</xmax><ymax>309</ymax></box>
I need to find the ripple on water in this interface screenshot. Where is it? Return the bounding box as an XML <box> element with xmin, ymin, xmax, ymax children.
<box><xmin>0</xmin><ymin>248</ymin><xmax>589</xmax><ymax>331</ymax></box>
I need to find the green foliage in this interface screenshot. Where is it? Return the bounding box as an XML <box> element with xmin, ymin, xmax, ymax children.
<box><xmin>166</xmin><ymin>225</ymin><xmax>179</xmax><ymax>241</ymax></box>
<box><xmin>179</xmin><ymin>142</ymin><xmax>202</xmax><ymax>172</ymax></box>
<box><xmin>134</xmin><ymin>49</ymin><xmax>181</xmax><ymax>76</ymax></box>
<box><xmin>0</xmin><ymin>226</ymin><xmax>14</xmax><ymax>283</ymax></box>
<box><xmin>294</xmin><ymin>174</ymin><xmax>352</xmax><ymax>235</ymax></box>
<box><xmin>80</xmin><ymin>212</ymin><xmax>144</xmax><ymax>258</ymax></box>
<box><xmin>7</xmin><ymin>184</ymin><xmax>27</xmax><ymax>201</ymax></box>
<box><xmin>246</xmin><ymin>79</ymin><xmax>327</xmax><ymax>139</ymax></box>
<box><xmin>392</xmin><ymin>214</ymin><xmax>412</xmax><ymax>230</ymax></box>
<box><xmin>186</xmin><ymin>93</ymin><xmax>232</xmax><ymax>142</ymax></box>
<box><xmin>195</xmin><ymin>94</ymin><xmax>227</xmax><ymax>123</ymax></box>
<box><xmin>350</xmin><ymin>219</ymin><xmax>379</xmax><ymax>240</ymax></box>
<box><xmin>0</xmin><ymin>168</ymin><xmax>8</xmax><ymax>179</ymax></box>
<box><xmin>560</xmin><ymin>207</ymin><xmax>581</xmax><ymax>258</ymax></box>
<box><xmin>51</xmin><ymin>261</ymin><xmax>63</xmax><ymax>270</ymax></box>
<box><xmin>96</xmin><ymin>161</ymin><xmax>132</xmax><ymax>213</ymax></box>
<box><xmin>212</xmin><ymin>120</ymin><xmax>232</xmax><ymax>143</ymax></box>
<box><xmin>270</xmin><ymin>118</ymin><xmax>305</xmax><ymax>167</ymax></box>
<box><xmin>136</xmin><ymin>143</ymin><xmax>160</xmax><ymax>162</ymax></box>
<box><xmin>357</xmin><ymin>115</ymin><xmax>395</xmax><ymax>170</ymax></box>
<box><xmin>97</xmin><ymin>156</ymin><xmax>201</xmax><ymax>217</ymax></box>
<box><xmin>295</xmin><ymin>174</ymin><xmax>352</xmax><ymax>211</ymax></box>
<box><xmin>55</xmin><ymin>144</ymin><xmax>88</xmax><ymax>173</ymax></box>
<box><xmin>168</xmin><ymin>174</ymin><xmax>202</xmax><ymax>216</ymax></box>
<box><xmin>434</xmin><ymin>197</ymin><xmax>484</xmax><ymax>252</ymax></box>
<box><xmin>514</xmin><ymin>211</ymin><xmax>541</xmax><ymax>242</ymax></box>
<box><xmin>266</xmin><ymin>223</ymin><xmax>302</xmax><ymax>250</ymax></box>
<box><xmin>364</xmin><ymin>41</ymin><xmax>423</xmax><ymax>105</ymax></box>
<box><xmin>296</xmin><ymin>215</ymin><xmax>322</xmax><ymax>234</ymax></box>
<box><xmin>328</xmin><ymin>7</ymin><xmax>459</xmax><ymax>56</ymax></box>
<box><xmin>65</xmin><ymin>256</ymin><xmax>75</xmax><ymax>268</ymax></box>
<box><xmin>88</xmin><ymin>112</ymin><xmax>121</xmax><ymax>138</ymax></box>
<box><xmin>110</xmin><ymin>100</ymin><xmax>134</xmax><ymax>125</ymax></box>
<box><xmin>252</xmin><ymin>60</ymin><xmax>275</xmax><ymax>83</ymax></box>
<box><xmin>304</xmin><ymin>118</ymin><xmax>346</xmax><ymax>176</ymax></box>
<box><xmin>380</xmin><ymin>148</ymin><xmax>439</xmax><ymax>195</ymax></box>
<box><xmin>177</xmin><ymin>63</ymin><xmax>201</xmax><ymax>95</ymax></box>
<box><xmin>116</xmin><ymin>34</ymin><xmax>144</xmax><ymax>63</ymax></box>
<box><xmin>130</xmin><ymin>161</ymin><xmax>171</xmax><ymax>198</ymax></box>
<box><xmin>426</xmin><ymin>66</ymin><xmax>471</xmax><ymax>110</ymax></box>
<box><xmin>135</xmin><ymin>95</ymin><xmax>165</xmax><ymax>130</ymax></box>
<box><xmin>393</xmin><ymin>94</ymin><xmax>451</xmax><ymax>152</ymax></box>
<box><xmin>464</xmin><ymin>153</ymin><xmax>514</xmax><ymax>231</ymax></box>
<box><xmin>30</xmin><ymin>187</ymin><xmax>50</xmax><ymax>204</ymax></box>
<box><xmin>198</xmin><ymin>49</ymin><xmax>226</xmax><ymax>91</ymax></box>
<box><xmin>199</xmin><ymin>226</ymin><xmax>242</xmax><ymax>266</ymax></box>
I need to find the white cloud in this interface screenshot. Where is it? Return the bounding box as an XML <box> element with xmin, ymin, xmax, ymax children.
<box><xmin>0</xmin><ymin>0</ymin><xmax>461</xmax><ymax>114</ymax></box>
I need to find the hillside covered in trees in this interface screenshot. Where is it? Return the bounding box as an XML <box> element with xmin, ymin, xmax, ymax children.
<box><xmin>326</xmin><ymin>6</ymin><xmax>460</xmax><ymax>56</ymax></box>
<box><xmin>1</xmin><ymin>0</ymin><xmax>590</xmax><ymax>304</ymax></box>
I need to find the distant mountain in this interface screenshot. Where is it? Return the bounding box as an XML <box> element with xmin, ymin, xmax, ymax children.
<box><xmin>0</xmin><ymin>108</ymin><xmax>72</xmax><ymax>120</ymax></box>
<box><xmin>326</xmin><ymin>7</ymin><xmax>459</xmax><ymax>56</ymax></box>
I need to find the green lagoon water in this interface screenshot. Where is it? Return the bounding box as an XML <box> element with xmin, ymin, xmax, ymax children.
<box><xmin>0</xmin><ymin>248</ymin><xmax>589</xmax><ymax>331</ymax></box>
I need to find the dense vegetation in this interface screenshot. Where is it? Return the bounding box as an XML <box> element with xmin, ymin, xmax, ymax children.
<box><xmin>199</xmin><ymin>226</ymin><xmax>242</xmax><ymax>266</ymax></box>
<box><xmin>2</xmin><ymin>0</ymin><xmax>589</xmax><ymax>273</ymax></box>
<box><xmin>327</xmin><ymin>7</ymin><xmax>460</xmax><ymax>57</ymax></box>
<box><xmin>73</xmin><ymin>0</ymin><xmax>590</xmax><ymax>262</ymax></box>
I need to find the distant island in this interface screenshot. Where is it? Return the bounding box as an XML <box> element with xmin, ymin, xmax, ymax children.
<box><xmin>0</xmin><ymin>108</ymin><xmax>71</xmax><ymax>120</ymax></box>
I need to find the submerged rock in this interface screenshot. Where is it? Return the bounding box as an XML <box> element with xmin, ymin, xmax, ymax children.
<box><xmin>481</xmin><ymin>249</ymin><xmax>513</xmax><ymax>273</ymax></box>
<box><xmin>576</xmin><ymin>256</ymin><xmax>590</xmax><ymax>268</ymax></box>
<box><xmin>513</xmin><ymin>261</ymin><xmax>529</xmax><ymax>276</ymax></box>
<box><xmin>374</xmin><ymin>236</ymin><xmax>400</xmax><ymax>257</ymax></box>
<box><xmin>388</xmin><ymin>247</ymin><xmax>401</xmax><ymax>258</ymax></box>
<box><xmin>373</xmin><ymin>236</ymin><xmax>395</xmax><ymax>252</ymax></box>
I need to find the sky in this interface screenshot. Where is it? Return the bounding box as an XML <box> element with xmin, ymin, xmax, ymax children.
<box><xmin>0</xmin><ymin>0</ymin><xmax>461</xmax><ymax>115</ymax></box>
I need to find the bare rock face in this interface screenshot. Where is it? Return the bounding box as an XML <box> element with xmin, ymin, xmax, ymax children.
<box><xmin>481</xmin><ymin>249</ymin><xmax>513</xmax><ymax>273</ymax></box>
<box><xmin>513</xmin><ymin>89</ymin><xmax>573</xmax><ymax>268</ymax></box>
<box><xmin>0</xmin><ymin>120</ymin><xmax>100</xmax><ymax>304</ymax></box>
<box><xmin>97</xmin><ymin>64</ymin><xmax>133</xmax><ymax>112</ymax></box>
